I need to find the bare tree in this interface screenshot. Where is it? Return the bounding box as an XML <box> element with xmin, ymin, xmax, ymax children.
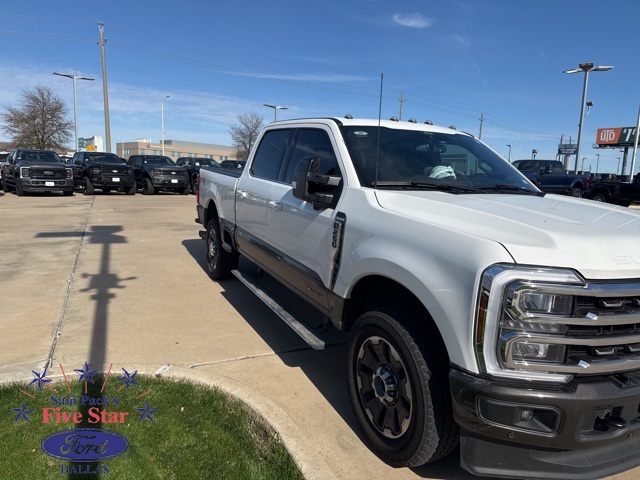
<box><xmin>229</xmin><ymin>112</ymin><xmax>265</xmax><ymax>160</ymax></box>
<box><xmin>1</xmin><ymin>85</ymin><xmax>73</xmax><ymax>150</ymax></box>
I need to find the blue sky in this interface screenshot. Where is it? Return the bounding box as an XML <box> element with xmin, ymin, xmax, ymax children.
<box><xmin>0</xmin><ymin>1</ymin><xmax>638</xmax><ymax>174</ymax></box>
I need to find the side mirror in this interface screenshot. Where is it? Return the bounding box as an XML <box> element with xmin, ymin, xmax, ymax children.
<box><xmin>292</xmin><ymin>156</ymin><xmax>341</xmax><ymax>209</ymax></box>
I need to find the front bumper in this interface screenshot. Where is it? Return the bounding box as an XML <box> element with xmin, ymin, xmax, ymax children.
<box><xmin>450</xmin><ymin>367</ymin><xmax>640</xmax><ymax>479</ymax></box>
<box><xmin>151</xmin><ymin>176</ymin><xmax>189</xmax><ymax>189</ymax></box>
<box><xmin>90</xmin><ymin>175</ymin><xmax>134</xmax><ymax>189</ymax></box>
<box><xmin>21</xmin><ymin>179</ymin><xmax>73</xmax><ymax>191</ymax></box>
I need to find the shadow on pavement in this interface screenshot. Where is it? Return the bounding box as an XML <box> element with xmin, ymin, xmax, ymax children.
<box><xmin>181</xmin><ymin>238</ymin><xmax>476</xmax><ymax>480</ymax></box>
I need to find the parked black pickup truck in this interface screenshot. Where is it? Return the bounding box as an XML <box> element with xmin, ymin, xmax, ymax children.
<box><xmin>585</xmin><ymin>173</ymin><xmax>640</xmax><ymax>206</ymax></box>
<box><xmin>175</xmin><ymin>157</ymin><xmax>219</xmax><ymax>193</ymax></box>
<box><xmin>126</xmin><ymin>154</ymin><xmax>190</xmax><ymax>195</ymax></box>
<box><xmin>511</xmin><ymin>159</ymin><xmax>590</xmax><ymax>197</ymax></box>
<box><xmin>71</xmin><ymin>151</ymin><xmax>136</xmax><ymax>195</ymax></box>
<box><xmin>1</xmin><ymin>148</ymin><xmax>74</xmax><ymax>196</ymax></box>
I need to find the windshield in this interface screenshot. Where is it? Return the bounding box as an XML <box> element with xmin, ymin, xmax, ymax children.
<box><xmin>193</xmin><ymin>159</ymin><xmax>218</xmax><ymax>167</ymax></box>
<box><xmin>16</xmin><ymin>150</ymin><xmax>62</xmax><ymax>163</ymax></box>
<box><xmin>340</xmin><ymin>126</ymin><xmax>539</xmax><ymax>195</ymax></box>
<box><xmin>143</xmin><ymin>156</ymin><xmax>175</xmax><ymax>166</ymax></box>
<box><xmin>85</xmin><ymin>153</ymin><xmax>124</xmax><ymax>164</ymax></box>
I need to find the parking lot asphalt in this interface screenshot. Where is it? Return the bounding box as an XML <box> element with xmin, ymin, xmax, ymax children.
<box><xmin>1</xmin><ymin>190</ymin><xmax>639</xmax><ymax>480</ymax></box>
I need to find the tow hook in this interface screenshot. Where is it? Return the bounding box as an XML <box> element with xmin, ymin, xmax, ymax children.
<box><xmin>595</xmin><ymin>414</ymin><xmax>628</xmax><ymax>431</ymax></box>
<box><xmin>198</xmin><ymin>230</ymin><xmax>206</xmax><ymax>239</ymax></box>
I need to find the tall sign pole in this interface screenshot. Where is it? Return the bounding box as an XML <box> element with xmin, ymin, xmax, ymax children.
<box><xmin>630</xmin><ymin>106</ymin><xmax>640</xmax><ymax>181</ymax></box>
<box><xmin>98</xmin><ymin>22</ymin><xmax>112</xmax><ymax>153</ymax></box>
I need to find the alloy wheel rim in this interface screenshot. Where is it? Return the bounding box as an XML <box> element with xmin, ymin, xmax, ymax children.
<box><xmin>355</xmin><ymin>335</ymin><xmax>412</xmax><ymax>438</ymax></box>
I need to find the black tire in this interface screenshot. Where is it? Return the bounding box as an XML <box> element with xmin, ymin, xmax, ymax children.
<box><xmin>15</xmin><ymin>180</ymin><xmax>25</xmax><ymax>196</ymax></box>
<box><xmin>1</xmin><ymin>177</ymin><xmax>9</xmax><ymax>193</ymax></box>
<box><xmin>63</xmin><ymin>190</ymin><xmax>73</xmax><ymax>196</ymax></box>
<box><xmin>205</xmin><ymin>217</ymin><xmax>238</xmax><ymax>280</ymax></box>
<box><xmin>569</xmin><ymin>187</ymin><xmax>583</xmax><ymax>198</ymax></box>
<box><xmin>102</xmin><ymin>187</ymin><xmax>111</xmax><ymax>194</ymax></box>
<box><xmin>83</xmin><ymin>177</ymin><xmax>95</xmax><ymax>195</ymax></box>
<box><xmin>180</xmin><ymin>185</ymin><xmax>190</xmax><ymax>195</ymax></box>
<box><xmin>346</xmin><ymin>309</ymin><xmax>458</xmax><ymax>467</ymax></box>
<box><xmin>591</xmin><ymin>192</ymin><xmax>607</xmax><ymax>202</ymax></box>
<box><xmin>126</xmin><ymin>181</ymin><xmax>136</xmax><ymax>195</ymax></box>
<box><xmin>142</xmin><ymin>178</ymin><xmax>155</xmax><ymax>195</ymax></box>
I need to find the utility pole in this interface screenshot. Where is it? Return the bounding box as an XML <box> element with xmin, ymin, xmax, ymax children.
<box><xmin>98</xmin><ymin>22</ymin><xmax>112</xmax><ymax>153</ymax></box>
<box><xmin>398</xmin><ymin>91</ymin><xmax>405</xmax><ymax>121</ymax></box>
<box><xmin>478</xmin><ymin>112</ymin><xmax>484</xmax><ymax>139</ymax></box>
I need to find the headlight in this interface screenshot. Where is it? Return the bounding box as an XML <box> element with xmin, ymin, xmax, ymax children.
<box><xmin>20</xmin><ymin>167</ymin><xmax>30</xmax><ymax>178</ymax></box>
<box><xmin>66</xmin><ymin>168</ymin><xmax>73</xmax><ymax>178</ymax></box>
<box><xmin>152</xmin><ymin>169</ymin><xmax>162</xmax><ymax>175</ymax></box>
<box><xmin>90</xmin><ymin>167</ymin><xmax>101</xmax><ymax>175</ymax></box>
<box><xmin>475</xmin><ymin>265</ymin><xmax>585</xmax><ymax>383</ymax></box>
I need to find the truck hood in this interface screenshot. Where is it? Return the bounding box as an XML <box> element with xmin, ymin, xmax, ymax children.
<box><xmin>374</xmin><ymin>191</ymin><xmax>640</xmax><ymax>279</ymax></box>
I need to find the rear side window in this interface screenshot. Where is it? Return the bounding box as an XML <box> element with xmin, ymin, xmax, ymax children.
<box><xmin>283</xmin><ymin>129</ymin><xmax>340</xmax><ymax>184</ymax></box>
<box><xmin>250</xmin><ymin>129</ymin><xmax>292</xmax><ymax>181</ymax></box>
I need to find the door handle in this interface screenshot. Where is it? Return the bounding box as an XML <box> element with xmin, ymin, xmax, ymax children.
<box><xmin>269</xmin><ymin>201</ymin><xmax>283</xmax><ymax>211</ymax></box>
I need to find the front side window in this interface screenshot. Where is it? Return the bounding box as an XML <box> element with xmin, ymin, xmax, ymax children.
<box><xmin>283</xmin><ymin>129</ymin><xmax>340</xmax><ymax>184</ymax></box>
<box><xmin>250</xmin><ymin>129</ymin><xmax>292</xmax><ymax>181</ymax></box>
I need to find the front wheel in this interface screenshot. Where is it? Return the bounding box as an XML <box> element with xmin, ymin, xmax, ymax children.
<box><xmin>142</xmin><ymin>178</ymin><xmax>155</xmax><ymax>195</ymax></box>
<box><xmin>126</xmin><ymin>181</ymin><xmax>136</xmax><ymax>195</ymax></box>
<box><xmin>346</xmin><ymin>309</ymin><xmax>458</xmax><ymax>467</ymax></box>
<box><xmin>83</xmin><ymin>177</ymin><xmax>95</xmax><ymax>195</ymax></box>
<box><xmin>15</xmin><ymin>181</ymin><xmax>25</xmax><ymax>196</ymax></box>
<box><xmin>205</xmin><ymin>218</ymin><xmax>238</xmax><ymax>280</ymax></box>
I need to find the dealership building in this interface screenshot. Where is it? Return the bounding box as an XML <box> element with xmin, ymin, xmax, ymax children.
<box><xmin>116</xmin><ymin>139</ymin><xmax>236</xmax><ymax>161</ymax></box>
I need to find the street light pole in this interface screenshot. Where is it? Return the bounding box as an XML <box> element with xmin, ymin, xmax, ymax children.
<box><xmin>595</xmin><ymin>153</ymin><xmax>600</xmax><ymax>173</ymax></box>
<box><xmin>53</xmin><ymin>72</ymin><xmax>95</xmax><ymax>151</ymax></box>
<box><xmin>263</xmin><ymin>103</ymin><xmax>288</xmax><ymax>122</ymax></box>
<box><xmin>506</xmin><ymin>144</ymin><xmax>513</xmax><ymax>162</ymax></box>
<box><xmin>564</xmin><ymin>62</ymin><xmax>613</xmax><ymax>174</ymax></box>
<box><xmin>161</xmin><ymin>95</ymin><xmax>170</xmax><ymax>156</ymax></box>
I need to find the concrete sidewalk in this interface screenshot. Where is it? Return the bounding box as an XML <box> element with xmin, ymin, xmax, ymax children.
<box><xmin>0</xmin><ymin>191</ymin><xmax>637</xmax><ymax>480</ymax></box>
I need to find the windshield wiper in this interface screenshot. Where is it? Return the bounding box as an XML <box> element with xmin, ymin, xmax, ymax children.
<box><xmin>409</xmin><ymin>181</ymin><xmax>481</xmax><ymax>192</ymax></box>
<box><xmin>476</xmin><ymin>184</ymin><xmax>540</xmax><ymax>194</ymax></box>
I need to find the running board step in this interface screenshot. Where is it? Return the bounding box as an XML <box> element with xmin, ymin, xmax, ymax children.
<box><xmin>231</xmin><ymin>269</ymin><xmax>325</xmax><ymax>350</ymax></box>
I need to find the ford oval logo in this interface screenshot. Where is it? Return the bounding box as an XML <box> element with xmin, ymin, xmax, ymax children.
<box><xmin>44</xmin><ymin>171</ymin><xmax>54</xmax><ymax>176</ymax></box>
<box><xmin>41</xmin><ymin>428</ymin><xmax>129</xmax><ymax>462</ymax></box>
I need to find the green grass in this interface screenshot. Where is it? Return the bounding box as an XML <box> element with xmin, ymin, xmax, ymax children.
<box><xmin>0</xmin><ymin>374</ymin><xmax>304</xmax><ymax>480</ymax></box>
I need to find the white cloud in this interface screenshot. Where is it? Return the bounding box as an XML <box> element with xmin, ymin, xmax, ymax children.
<box><xmin>453</xmin><ymin>35</ymin><xmax>469</xmax><ymax>47</ymax></box>
<box><xmin>392</xmin><ymin>13</ymin><xmax>433</xmax><ymax>29</ymax></box>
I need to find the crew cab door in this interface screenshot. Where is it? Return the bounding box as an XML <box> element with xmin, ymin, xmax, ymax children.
<box><xmin>235</xmin><ymin>127</ymin><xmax>344</xmax><ymax>314</ymax></box>
<box><xmin>536</xmin><ymin>161</ymin><xmax>568</xmax><ymax>193</ymax></box>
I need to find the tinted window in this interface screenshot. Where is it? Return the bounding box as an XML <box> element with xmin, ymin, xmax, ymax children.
<box><xmin>142</xmin><ymin>156</ymin><xmax>175</xmax><ymax>165</ymax></box>
<box><xmin>283</xmin><ymin>129</ymin><xmax>339</xmax><ymax>184</ymax></box>
<box><xmin>250</xmin><ymin>129</ymin><xmax>292</xmax><ymax>181</ymax></box>
<box><xmin>16</xmin><ymin>150</ymin><xmax>62</xmax><ymax>163</ymax></box>
<box><xmin>84</xmin><ymin>153</ymin><xmax>124</xmax><ymax>164</ymax></box>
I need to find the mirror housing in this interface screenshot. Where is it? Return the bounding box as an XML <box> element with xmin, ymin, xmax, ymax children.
<box><xmin>292</xmin><ymin>156</ymin><xmax>341</xmax><ymax>209</ymax></box>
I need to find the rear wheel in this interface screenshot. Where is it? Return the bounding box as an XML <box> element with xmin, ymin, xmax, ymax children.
<box><xmin>591</xmin><ymin>192</ymin><xmax>607</xmax><ymax>202</ymax></box>
<box><xmin>205</xmin><ymin>217</ymin><xmax>238</xmax><ymax>280</ymax></box>
<box><xmin>570</xmin><ymin>187</ymin><xmax>583</xmax><ymax>198</ymax></box>
<box><xmin>346</xmin><ymin>309</ymin><xmax>458</xmax><ymax>467</ymax></box>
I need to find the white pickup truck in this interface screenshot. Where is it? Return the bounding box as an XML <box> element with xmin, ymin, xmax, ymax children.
<box><xmin>196</xmin><ymin>116</ymin><xmax>640</xmax><ymax>479</ymax></box>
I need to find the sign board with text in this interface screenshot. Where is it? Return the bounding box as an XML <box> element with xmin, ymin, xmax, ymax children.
<box><xmin>558</xmin><ymin>143</ymin><xmax>577</xmax><ymax>155</ymax></box>
<box><xmin>596</xmin><ymin>127</ymin><xmax>638</xmax><ymax>147</ymax></box>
